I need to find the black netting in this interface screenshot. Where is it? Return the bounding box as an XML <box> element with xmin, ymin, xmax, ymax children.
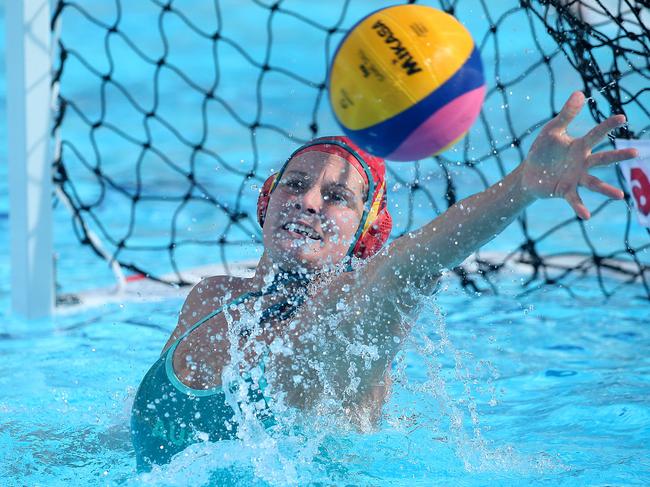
<box><xmin>51</xmin><ymin>0</ymin><xmax>650</xmax><ymax>299</ymax></box>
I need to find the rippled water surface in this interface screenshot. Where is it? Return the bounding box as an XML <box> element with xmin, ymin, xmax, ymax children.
<box><xmin>1</xmin><ymin>275</ymin><xmax>648</xmax><ymax>486</ymax></box>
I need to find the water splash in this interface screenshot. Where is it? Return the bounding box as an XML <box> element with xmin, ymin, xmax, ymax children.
<box><xmin>129</xmin><ymin>281</ymin><xmax>568</xmax><ymax>485</ymax></box>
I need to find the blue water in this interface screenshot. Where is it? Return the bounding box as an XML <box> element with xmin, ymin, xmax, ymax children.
<box><xmin>1</xmin><ymin>1</ymin><xmax>649</xmax><ymax>485</ymax></box>
<box><xmin>0</xmin><ymin>279</ymin><xmax>648</xmax><ymax>485</ymax></box>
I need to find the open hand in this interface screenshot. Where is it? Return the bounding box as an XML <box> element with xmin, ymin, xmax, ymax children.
<box><xmin>519</xmin><ymin>91</ymin><xmax>638</xmax><ymax>220</ymax></box>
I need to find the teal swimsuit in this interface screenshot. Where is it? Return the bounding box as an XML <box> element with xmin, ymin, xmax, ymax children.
<box><xmin>130</xmin><ymin>291</ymin><xmax>276</xmax><ymax>471</ymax></box>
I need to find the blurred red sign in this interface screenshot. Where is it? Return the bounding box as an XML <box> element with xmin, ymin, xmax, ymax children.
<box><xmin>616</xmin><ymin>139</ymin><xmax>650</xmax><ymax>228</ymax></box>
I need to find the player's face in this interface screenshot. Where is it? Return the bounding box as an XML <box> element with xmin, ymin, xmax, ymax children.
<box><xmin>262</xmin><ymin>151</ymin><xmax>368</xmax><ymax>273</ymax></box>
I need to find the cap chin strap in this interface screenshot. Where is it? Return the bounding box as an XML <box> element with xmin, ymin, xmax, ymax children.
<box><xmin>270</xmin><ymin>139</ymin><xmax>376</xmax><ymax>267</ymax></box>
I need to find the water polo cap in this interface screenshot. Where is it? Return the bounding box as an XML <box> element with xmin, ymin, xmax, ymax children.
<box><xmin>257</xmin><ymin>135</ymin><xmax>392</xmax><ymax>261</ymax></box>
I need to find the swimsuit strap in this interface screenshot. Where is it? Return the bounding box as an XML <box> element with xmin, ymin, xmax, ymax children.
<box><xmin>172</xmin><ymin>291</ymin><xmax>258</xmax><ymax>346</ymax></box>
<box><xmin>163</xmin><ymin>279</ymin><xmax>306</xmax><ymax>397</ymax></box>
<box><xmin>171</xmin><ymin>273</ymin><xmax>310</xmax><ymax>346</ymax></box>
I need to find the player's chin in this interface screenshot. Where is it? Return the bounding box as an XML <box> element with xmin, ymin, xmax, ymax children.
<box><xmin>279</xmin><ymin>239</ymin><xmax>347</xmax><ymax>272</ymax></box>
<box><xmin>272</xmin><ymin>235</ymin><xmax>321</xmax><ymax>263</ymax></box>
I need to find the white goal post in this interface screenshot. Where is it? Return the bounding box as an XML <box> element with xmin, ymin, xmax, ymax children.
<box><xmin>6</xmin><ymin>0</ymin><xmax>54</xmax><ymax>319</ymax></box>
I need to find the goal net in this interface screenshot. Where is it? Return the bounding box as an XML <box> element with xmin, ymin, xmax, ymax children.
<box><xmin>51</xmin><ymin>0</ymin><xmax>650</xmax><ymax>299</ymax></box>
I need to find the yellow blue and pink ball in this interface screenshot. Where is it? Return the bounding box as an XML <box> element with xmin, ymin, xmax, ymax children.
<box><xmin>329</xmin><ymin>5</ymin><xmax>485</xmax><ymax>161</ymax></box>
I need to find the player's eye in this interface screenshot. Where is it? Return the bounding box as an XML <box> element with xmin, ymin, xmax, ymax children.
<box><xmin>326</xmin><ymin>190</ymin><xmax>350</xmax><ymax>204</ymax></box>
<box><xmin>283</xmin><ymin>178</ymin><xmax>306</xmax><ymax>191</ymax></box>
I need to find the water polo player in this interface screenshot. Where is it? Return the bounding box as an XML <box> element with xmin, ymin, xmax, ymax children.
<box><xmin>131</xmin><ymin>91</ymin><xmax>637</xmax><ymax>471</ymax></box>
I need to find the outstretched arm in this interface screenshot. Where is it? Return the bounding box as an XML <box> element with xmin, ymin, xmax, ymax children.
<box><xmin>363</xmin><ymin>91</ymin><xmax>637</xmax><ymax>298</ymax></box>
<box><xmin>293</xmin><ymin>92</ymin><xmax>637</xmax><ymax>398</ymax></box>
<box><xmin>376</xmin><ymin>161</ymin><xmax>533</xmax><ymax>291</ymax></box>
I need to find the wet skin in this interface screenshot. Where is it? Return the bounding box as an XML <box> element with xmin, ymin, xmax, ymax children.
<box><xmin>162</xmin><ymin>91</ymin><xmax>638</xmax><ymax>428</ymax></box>
<box><xmin>164</xmin><ymin>152</ymin><xmax>392</xmax><ymax>425</ymax></box>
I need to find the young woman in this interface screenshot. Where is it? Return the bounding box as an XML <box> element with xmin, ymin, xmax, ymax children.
<box><xmin>131</xmin><ymin>91</ymin><xmax>637</xmax><ymax>470</ymax></box>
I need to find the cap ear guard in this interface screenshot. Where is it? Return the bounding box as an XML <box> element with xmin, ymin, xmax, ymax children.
<box><xmin>350</xmin><ymin>182</ymin><xmax>392</xmax><ymax>259</ymax></box>
<box><xmin>257</xmin><ymin>173</ymin><xmax>278</xmax><ymax>228</ymax></box>
<box><xmin>353</xmin><ymin>210</ymin><xmax>392</xmax><ymax>259</ymax></box>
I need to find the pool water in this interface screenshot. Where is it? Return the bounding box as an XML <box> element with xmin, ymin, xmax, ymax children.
<box><xmin>0</xmin><ymin>274</ymin><xmax>648</xmax><ymax>486</ymax></box>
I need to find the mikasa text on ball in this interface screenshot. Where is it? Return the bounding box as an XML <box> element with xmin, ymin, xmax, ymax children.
<box><xmin>329</xmin><ymin>5</ymin><xmax>485</xmax><ymax>161</ymax></box>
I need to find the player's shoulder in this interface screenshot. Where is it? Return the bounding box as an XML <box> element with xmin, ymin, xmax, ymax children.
<box><xmin>164</xmin><ymin>274</ymin><xmax>251</xmax><ymax>353</ymax></box>
<box><xmin>184</xmin><ymin>274</ymin><xmax>250</xmax><ymax>309</ymax></box>
<box><xmin>197</xmin><ymin>274</ymin><xmax>248</xmax><ymax>291</ymax></box>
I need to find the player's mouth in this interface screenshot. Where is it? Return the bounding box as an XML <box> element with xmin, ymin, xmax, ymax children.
<box><xmin>282</xmin><ymin>221</ymin><xmax>322</xmax><ymax>240</ymax></box>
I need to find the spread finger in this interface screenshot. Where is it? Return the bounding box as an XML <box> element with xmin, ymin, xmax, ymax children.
<box><xmin>566</xmin><ymin>189</ymin><xmax>590</xmax><ymax>220</ymax></box>
<box><xmin>580</xmin><ymin>174</ymin><xmax>624</xmax><ymax>199</ymax></box>
<box><xmin>583</xmin><ymin>114</ymin><xmax>627</xmax><ymax>148</ymax></box>
<box><xmin>547</xmin><ymin>91</ymin><xmax>585</xmax><ymax>133</ymax></box>
<box><xmin>588</xmin><ymin>147</ymin><xmax>638</xmax><ymax>168</ymax></box>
